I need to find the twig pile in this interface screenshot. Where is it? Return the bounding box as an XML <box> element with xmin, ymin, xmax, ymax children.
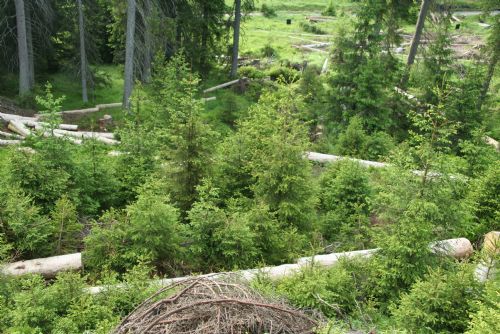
<box><xmin>112</xmin><ymin>277</ymin><xmax>322</xmax><ymax>334</ymax></box>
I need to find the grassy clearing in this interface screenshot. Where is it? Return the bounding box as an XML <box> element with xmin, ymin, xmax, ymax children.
<box><xmin>39</xmin><ymin>65</ymin><xmax>124</xmax><ymax>111</ymax></box>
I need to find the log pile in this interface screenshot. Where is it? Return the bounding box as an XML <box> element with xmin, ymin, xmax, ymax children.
<box><xmin>0</xmin><ymin>108</ymin><xmax>118</xmax><ymax>145</ymax></box>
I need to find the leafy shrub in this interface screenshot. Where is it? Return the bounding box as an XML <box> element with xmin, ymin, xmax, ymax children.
<box><xmin>322</xmin><ymin>1</ymin><xmax>337</xmax><ymax>16</ymax></box>
<box><xmin>392</xmin><ymin>266</ymin><xmax>483</xmax><ymax>333</ymax></box>
<box><xmin>260</xmin><ymin>4</ymin><xmax>277</xmax><ymax>18</ymax></box>
<box><xmin>0</xmin><ymin>187</ymin><xmax>53</xmax><ymax>259</ymax></box>
<box><xmin>319</xmin><ymin>160</ymin><xmax>372</xmax><ymax>250</ymax></box>
<box><xmin>0</xmin><ymin>265</ymin><xmax>157</xmax><ymax>334</ymax></box>
<box><xmin>50</xmin><ymin>195</ymin><xmax>82</xmax><ymax>255</ymax></box>
<box><xmin>84</xmin><ymin>190</ymin><xmax>187</xmax><ymax>275</ymax></box>
<box><xmin>334</xmin><ymin>117</ymin><xmax>395</xmax><ymax>160</ymax></box>
<box><xmin>466</xmin><ymin>278</ymin><xmax>500</xmax><ymax>334</ymax></box>
<box><xmin>261</xmin><ymin>43</ymin><xmax>277</xmax><ymax>58</ymax></box>
<box><xmin>268</xmin><ymin>66</ymin><xmax>300</xmax><ymax>83</ymax></box>
<box><xmin>300</xmin><ymin>22</ymin><xmax>327</xmax><ymax>35</ymax></box>
<box><xmin>238</xmin><ymin>66</ymin><xmax>266</xmax><ymax>79</ymax></box>
<box><xmin>466</xmin><ymin>163</ymin><xmax>500</xmax><ymax>239</ymax></box>
<box><xmin>256</xmin><ymin>258</ymin><xmax>375</xmax><ymax>318</ymax></box>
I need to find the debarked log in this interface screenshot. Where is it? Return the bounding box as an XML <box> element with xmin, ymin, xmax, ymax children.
<box><xmin>1</xmin><ymin>253</ymin><xmax>82</xmax><ymax>278</ymax></box>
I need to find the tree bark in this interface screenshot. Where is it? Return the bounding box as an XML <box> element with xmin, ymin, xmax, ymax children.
<box><xmin>123</xmin><ymin>0</ymin><xmax>136</xmax><ymax>109</ymax></box>
<box><xmin>141</xmin><ymin>0</ymin><xmax>152</xmax><ymax>83</ymax></box>
<box><xmin>401</xmin><ymin>0</ymin><xmax>432</xmax><ymax>87</ymax></box>
<box><xmin>77</xmin><ymin>0</ymin><xmax>88</xmax><ymax>103</ymax></box>
<box><xmin>230</xmin><ymin>0</ymin><xmax>241</xmax><ymax>78</ymax></box>
<box><xmin>14</xmin><ymin>0</ymin><xmax>31</xmax><ymax>96</ymax></box>
<box><xmin>25</xmin><ymin>2</ymin><xmax>35</xmax><ymax>90</ymax></box>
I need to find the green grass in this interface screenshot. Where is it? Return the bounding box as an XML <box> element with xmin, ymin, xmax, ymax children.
<box><xmin>240</xmin><ymin>11</ymin><xmax>349</xmax><ymax>65</ymax></box>
<box><xmin>39</xmin><ymin>65</ymin><xmax>124</xmax><ymax>111</ymax></box>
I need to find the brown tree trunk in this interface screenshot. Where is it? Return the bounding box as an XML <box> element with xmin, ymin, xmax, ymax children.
<box><xmin>401</xmin><ymin>0</ymin><xmax>432</xmax><ymax>87</ymax></box>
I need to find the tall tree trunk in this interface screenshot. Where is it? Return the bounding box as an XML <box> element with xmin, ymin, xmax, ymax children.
<box><xmin>199</xmin><ymin>4</ymin><xmax>209</xmax><ymax>76</ymax></box>
<box><xmin>14</xmin><ymin>0</ymin><xmax>30</xmax><ymax>96</ymax></box>
<box><xmin>77</xmin><ymin>0</ymin><xmax>88</xmax><ymax>103</ymax></box>
<box><xmin>123</xmin><ymin>0</ymin><xmax>136</xmax><ymax>109</ymax></box>
<box><xmin>142</xmin><ymin>0</ymin><xmax>152</xmax><ymax>83</ymax></box>
<box><xmin>401</xmin><ymin>0</ymin><xmax>432</xmax><ymax>87</ymax></box>
<box><xmin>478</xmin><ymin>17</ymin><xmax>499</xmax><ymax>111</ymax></box>
<box><xmin>230</xmin><ymin>0</ymin><xmax>241</xmax><ymax>78</ymax></box>
<box><xmin>25</xmin><ymin>3</ymin><xmax>35</xmax><ymax>90</ymax></box>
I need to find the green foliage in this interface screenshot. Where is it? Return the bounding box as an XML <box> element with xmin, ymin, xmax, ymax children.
<box><xmin>242</xmin><ymin>87</ymin><xmax>317</xmax><ymax>231</ymax></box>
<box><xmin>319</xmin><ymin>160</ymin><xmax>372</xmax><ymax>250</ymax></box>
<box><xmin>373</xmin><ymin>198</ymin><xmax>438</xmax><ymax>301</ymax></box>
<box><xmin>268</xmin><ymin>66</ymin><xmax>301</xmax><ymax>83</ymax></box>
<box><xmin>35</xmin><ymin>82</ymin><xmax>65</xmax><ymax>133</ymax></box>
<box><xmin>260</xmin><ymin>4</ymin><xmax>277</xmax><ymax>18</ymax></box>
<box><xmin>188</xmin><ymin>185</ymin><xmax>304</xmax><ymax>271</ymax></box>
<box><xmin>466</xmin><ymin>278</ymin><xmax>500</xmax><ymax>334</ymax></box>
<box><xmin>322</xmin><ymin>1</ymin><xmax>337</xmax><ymax>17</ymax></box>
<box><xmin>157</xmin><ymin>55</ymin><xmax>218</xmax><ymax>215</ymax></box>
<box><xmin>254</xmin><ymin>257</ymin><xmax>375</xmax><ymax>319</ymax></box>
<box><xmin>238</xmin><ymin>66</ymin><xmax>266</xmax><ymax>79</ymax></box>
<box><xmin>0</xmin><ymin>264</ymin><xmax>157</xmax><ymax>334</ymax></box>
<box><xmin>334</xmin><ymin>116</ymin><xmax>395</xmax><ymax>160</ymax></box>
<box><xmin>300</xmin><ymin>22</ymin><xmax>327</xmax><ymax>35</ymax></box>
<box><xmin>466</xmin><ymin>163</ymin><xmax>500</xmax><ymax>239</ymax></box>
<box><xmin>0</xmin><ymin>187</ymin><xmax>53</xmax><ymax>259</ymax></box>
<box><xmin>392</xmin><ymin>266</ymin><xmax>483</xmax><ymax>333</ymax></box>
<box><xmin>50</xmin><ymin>195</ymin><xmax>82</xmax><ymax>255</ymax></box>
<box><xmin>84</xmin><ymin>190</ymin><xmax>186</xmax><ymax>275</ymax></box>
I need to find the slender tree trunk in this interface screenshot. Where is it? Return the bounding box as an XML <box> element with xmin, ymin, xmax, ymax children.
<box><xmin>25</xmin><ymin>3</ymin><xmax>35</xmax><ymax>90</ymax></box>
<box><xmin>401</xmin><ymin>0</ymin><xmax>432</xmax><ymax>87</ymax></box>
<box><xmin>230</xmin><ymin>0</ymin><xmax>241</xmax><ymax>78</ymax></box>
<box><xmin>200</xmin><ymin>4</ymin><xmax>209</xmax><ymax>76</ymax></box>
<box><xmin>123</xmin><ymin>0</ymin><xmax>136</xmax><ymax>109</ymax></box>
<box><xmin>14</xmin><ymin>0</ymin><xmax>30</xmax><ymax>96</ymax></box>
<box><xmin>141</xmin><ymin>0</ymin><xmax>152</xmax><ymax>83</ymax></box>
<box><xmin>77</xmin><ymin>0</ymin><xmax>88</xmax><ymax>103</ymax></box>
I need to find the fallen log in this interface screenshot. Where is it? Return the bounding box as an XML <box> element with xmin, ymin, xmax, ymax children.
<box><xmin>1</xmin><ymin>253</ymin><xmax>82</xmax><ymax>278</ymax></box>
<box><xmin>203</xmin><ymin>78</ymin><xmax>248</xmax><ymax>94</ymax></box>
<box><xmin>0</xmin><ymin>139</ymin><xmax>21</xmax><ymax>146</ymax></box>
<box><xmin>321</xmin><ymin>57</ymin><xmax>329</xmax><ymax>74</ymax></box>
<box><xmin>292</xmin><ymin>45</ymin><xmax>328</xmax><ymax>53</ymax></box>
<box><xmin>307</xmin><ymin>151</ymin><xmax>460</xmax><ymax>180</ymax></box>
<box><xmin>0</xmin><ymin>130</ymin><xmax>23</xmax><ymax>139</ymax></box>
<box><xmin>88</xmin><ymin>237</ymin><xmax>472</xmax><ymax>294</ymax></box>
<box><xmin>8</xmin><ymin>120</ymin><xmax>31</xmax><ymax>137</ymax></box>
<box><xmin>53</xmin><ymin>129</ymin><xmax>118</xmax><ymax>145</ymax></box>
<box><xmin>306</xmin><ymin>151</ymin><xmax>388</xmax><ymax>168</ymax></box>
<box><xmin>47</xmin><ymin>102</ymin><xmax>123</xmax><ymax>116</ymax></box>
<box><xmin>474</xmin><ymin>231</ymin><xmax>499</xmax><ymax>282</ymax></box>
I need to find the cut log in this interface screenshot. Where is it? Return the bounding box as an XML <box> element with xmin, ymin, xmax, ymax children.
<box><xmin>475</xmin><ymin>231</ymin><xmax>499</xmax><ymax>282</ymax></box>
<box><xmin>201</xmin><ymin>97</ymin><xmax>217</xmax><ymax>103</ymax></box>
<box><xmin>485</xmin><ymin>136</ymin><xmax>499</xmax><ymax>151</ymax></box>
<box><xmin>1</xmin><ymin>253</ymin><xmax>82</xmax><ymax>278</ymax></box>
<box><xmin>53</xmin><ymin>129</ymin><xmax>118</xmax><ymax>145</ymax></box>
<box><xmin>203</xmin><ymin>78</ymin><xmax>248</xmax><ymax>94</ymax></box>
<box><xmin>0</xmin><ymin>130</ymin><xmax>23</xmax><ymax>139</ymax></box>
<box><xmin>0</xmin><ymin>139</ymin><xmax>21</xmax><ymax>146</ymax></box>
<box><xmin>306</xmin><ymin>151</ymin><xmax>389</xmax><ymax>168</ymax></box>
<box><xmin>292</xmin><ymin>45</ymin><xmax>328</xmax><ymax>53</ymax></box>
<box><xmin>87</xmin><ymin>237</ymin><xmax>471</xmax><ymax>294</ymax></box>
<box><xmin>321</xmin><ymin>57</ymin><xmax>329</xmax><ymax>74</ymax></box>
<box><xmin>8</xmin><ymin>120</ymin><xmax>31</xmax><ymax>137</ymax></box>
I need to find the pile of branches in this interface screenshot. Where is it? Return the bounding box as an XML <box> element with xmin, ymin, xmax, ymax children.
<box><xmin>112</xmin><ymin>277</ymin><xmax>323</xmax><ymax>334</ymax></box>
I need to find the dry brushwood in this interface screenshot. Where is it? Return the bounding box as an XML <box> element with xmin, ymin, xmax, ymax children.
<box><xmin>112</xmin><ymin>277</ymin><xmax>323</xmax><ymax>334</ymax></box>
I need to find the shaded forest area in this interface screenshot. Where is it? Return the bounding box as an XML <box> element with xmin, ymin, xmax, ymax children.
<box><xmin>0</xmin><ymin>0</ymin><xmax>499</xmax><ymax>333</ymax></box>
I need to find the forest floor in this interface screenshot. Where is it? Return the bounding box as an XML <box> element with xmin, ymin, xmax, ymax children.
<box><xmin>0</xmin><ymin>0</ymin><xmax>494</xmax><ymax>131</ymax></box>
